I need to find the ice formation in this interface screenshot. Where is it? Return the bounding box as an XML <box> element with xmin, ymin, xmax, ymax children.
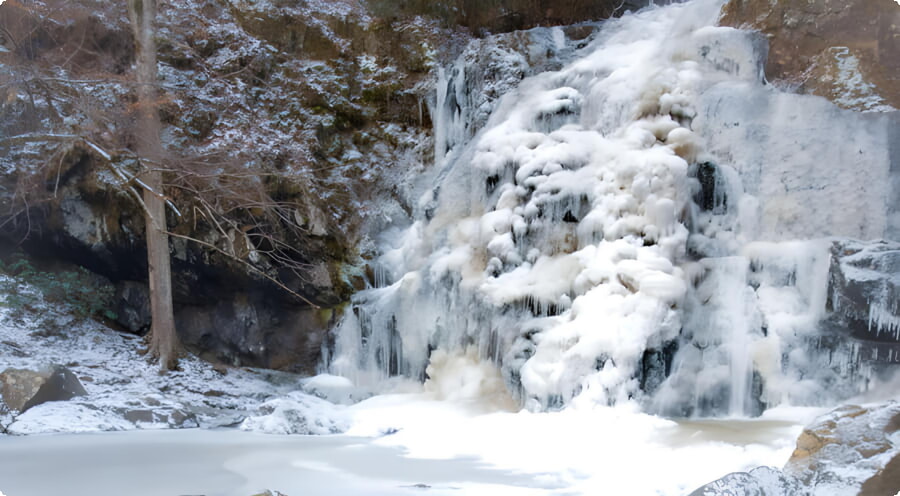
<box><xmin>327</xmin><ymin>0</ymin><xmax>898</xmax><ymax>416</ymax></box>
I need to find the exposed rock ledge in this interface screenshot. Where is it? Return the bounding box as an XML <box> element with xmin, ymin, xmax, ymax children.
<box><xmin>721</xmin><ymin>0</ymin><xmax>899</xmax><ymax>112</ymax></box>
<box><xmin>691</xmin><ymin>401</ymin><xmax>900</xmax><ymax>496</ymax></box>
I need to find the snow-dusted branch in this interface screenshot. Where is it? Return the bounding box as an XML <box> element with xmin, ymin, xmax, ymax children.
<box><xmin>162</xmin><ymin>230</ymin><xmax>320</xmax><ymax>309</ymax></box>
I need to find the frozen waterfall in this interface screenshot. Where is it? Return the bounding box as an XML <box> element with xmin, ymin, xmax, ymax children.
<box><xmin>325</xmin><ymin>0</ymin><xmax>898</xmax><ymax>416</ymax></box>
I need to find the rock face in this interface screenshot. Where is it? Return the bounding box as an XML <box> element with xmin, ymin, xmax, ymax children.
<box><xmin>0</xmin><ymin>0</ymin><xmax>433</xmax><ymax>369</ymax></box>
<box><xmin>369</xmin><ymin>0</ymin><xmax>648</xmax><ymax>34</ymax></box>
<box><xmin>0</xmin><ymin>366</ymin><xmax>87</xmax><ymax>413</ymax></box>
<box><xmin>175</xmin><ymin>293</ymin><xmax>333</xmax><ymax>372</ymax></box>
<box><xmin>826</xmin><ymin>240</ymin><xmax>900</xmax><ymax>357</ymax></box>
<box><xmin>721</xmin><ymin>0</ymin><xmax>900</xmax><ymax>111</ymax></box>
<box><xmin>0</xmin><ymin>0</ymin><xmax>650</xmax><ymax>372</ymax></box>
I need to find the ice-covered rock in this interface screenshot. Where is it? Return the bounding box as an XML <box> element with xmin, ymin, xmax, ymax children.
<box><xmin>784</xmin><ymin>402</ymin><xmax>900</xmax><ymax>494</ymax></box>
<box><xmin>0</xmin><ymin>365</ymin><xmax>87</xmax><ymax>413</ymax></box>
<box><xmin>826</xmin><ymin>239</ymin><xmax>900</xmax><ymax>348</ymax></box>
<box><xmin>239</xmin><ymin>392</ymin><xmax>347</xmax><ymax>435</ymax></box>
<box><xmin>692</xmin><ymin>402</ymin><xmax>900</xmax><ymax>496</ymax></box>
<box><xmin>300</xmin><ymin>374</ymin><xmax>368</xmax><ymax>405</ymax></box>
<box><xmin>688</xmin><ymin>466</ymin><xmax>803</xmax><ymax>496</ymax></box>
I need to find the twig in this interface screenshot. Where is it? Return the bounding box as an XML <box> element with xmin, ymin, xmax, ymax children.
<box><xmin>163</xmin><ymin>230</ymin><xmax>320</xmax><ymax>309</ymax></box>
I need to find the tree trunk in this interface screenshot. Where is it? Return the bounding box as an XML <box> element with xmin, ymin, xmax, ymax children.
<box><xmin>128</xmin><ymin>0</ymin><xmax>179</xmax><ymax>371</ymax></box>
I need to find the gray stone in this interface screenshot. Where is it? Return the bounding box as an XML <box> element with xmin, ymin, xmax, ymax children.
<box><xmin>167</xmin><ymin>409</ymin><xmax>198</xmax><ymax>428</ymax></box>
<box><xmin>0</xmin><ymin>365</ymin><xmax>88</xmax><ymax>412</ymax></box>
<box><xmin>0</xmin><ymin>369</ymin><xmax>47</xmax><ymax>412</ymax></box>
<box><xmin>122</xmin><ymin>407</ymin><xmax>197</xmax><ymax>428</ymax></box>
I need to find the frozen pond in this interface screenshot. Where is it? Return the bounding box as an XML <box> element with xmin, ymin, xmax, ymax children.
<box><xmin>0</xmin><ymin>400</ymin><xmax>819</xmax><ymax>496</ymax></box>
<box><xmin>0</xmin><ymin>429</ymin><xmax>539</xmax><ymax>496</ymax></box>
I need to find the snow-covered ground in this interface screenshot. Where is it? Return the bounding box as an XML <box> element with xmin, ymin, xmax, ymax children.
<box><xmin>0</xmin><ymin>274</ymin><xmax>342</xmax><ymax>435</ymax></box>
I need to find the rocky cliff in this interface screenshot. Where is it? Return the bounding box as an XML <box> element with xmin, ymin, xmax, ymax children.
<box><xmin>0</xmin><ymin>0</ymin><xmax>633</xmax><ymax>371</ymax></box>
<box><xmin>721</xmin><ymin>0</ymin><xmax>899</xmax><ymax>112</ymax></box>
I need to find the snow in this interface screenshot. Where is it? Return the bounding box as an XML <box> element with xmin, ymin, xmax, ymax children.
<box><xmin>0</xmin><ymin>290</ymin><xmax>826</xmax><ymax>495</ymax></box>
<box><xmin>825</xmin><ymin>47</ymin><xmax>895</xmax><ymax>113</ymax></box>
<box><xmin>239</xmin><ymin>392</ymin><xmax>347</xmax><ymax>435</ymax></box>
<box><xmin>0</xmin><ymin>275</ymin><xmax>328</xmax><ymax>435</ymax></box>
<box><xmin>344</xmin><ymin>392</ymin><xmax>820</xmax><ymax>496</ymax></box>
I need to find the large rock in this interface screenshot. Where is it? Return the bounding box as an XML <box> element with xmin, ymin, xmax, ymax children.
<box><xmin>860</xmin><ymin>449</ymin><xmax>900</xmax><ymax>496</ymax></box>
<box><xmin>0</xmin><ymin>365</ymin><xmax>87</xmax><ymax>413</ymax></box>
<box><xmin>785</xmin><ymin>402</ymin><xmax>900</xmax><ymax>494</ymax></box>
<box><xmin>721</xmin><ymin>0</ymin><xmax>899</xmax><ymax>111</ymax></box>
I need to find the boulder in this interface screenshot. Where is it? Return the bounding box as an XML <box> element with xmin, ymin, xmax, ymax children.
<box><xmin>239</xmin><ymin>393</ymin><xmax>347</xmax><ymax>435</ymax></box>
<box><xmin>691</xmin><ymin>402</ymin><xmax>900</xmax><ymax>496</ymax></box>
<box><xmin>0</xmin><ymin>365</ymin><xmax>87</xmax><ymax>412</ymax></box>
<box><xmin>122</xmin><ymin>407</ymin><xmax>198</xmax><ymax>428</ymax></box>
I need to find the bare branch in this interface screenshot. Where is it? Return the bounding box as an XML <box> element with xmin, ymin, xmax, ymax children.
<box><xmin>163</xmin><ymin>230</ymin><xmax>320</xmax><ymax>309</ymax></box>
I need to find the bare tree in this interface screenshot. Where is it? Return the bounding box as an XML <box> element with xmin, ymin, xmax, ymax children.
<box><xmin>127</xmin><ymin>0</ymin><xmax>178</xmax><ymax>371</ymax></box>
<box><xmin>1</xmin><ymin>1</ymin><xmax>329</xmax><ymax>372</ymax></box>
